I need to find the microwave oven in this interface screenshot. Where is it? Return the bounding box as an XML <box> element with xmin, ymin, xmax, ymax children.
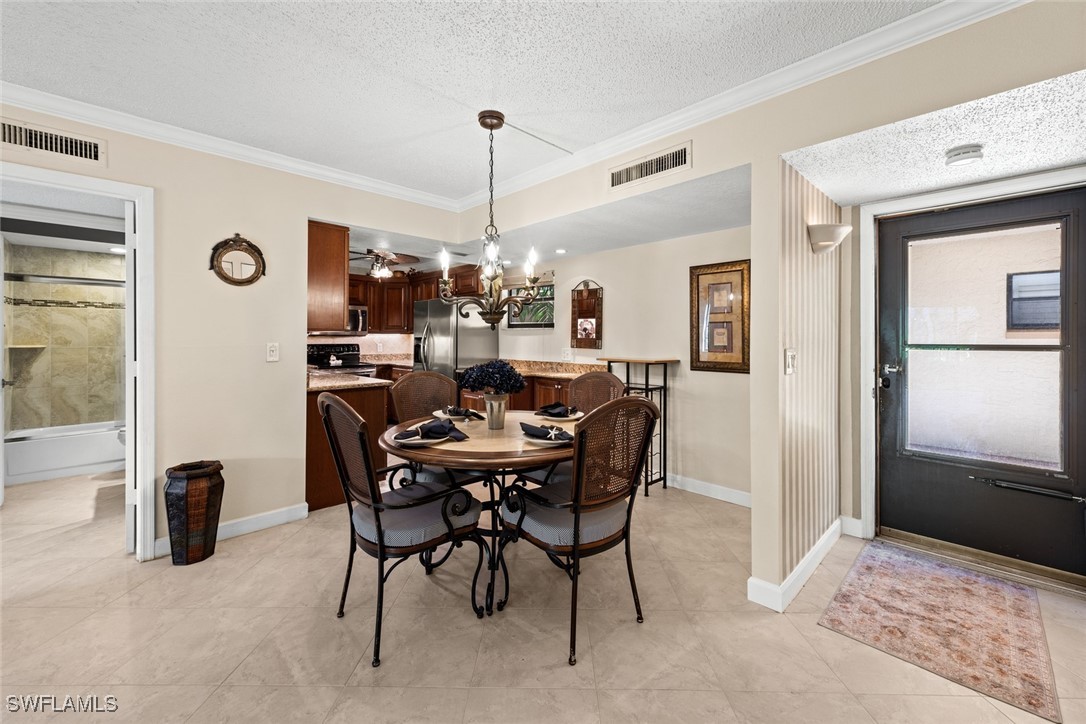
<box><xmin>347</xmin><ymin>306</ymin><xmax>368</xmax><ymax>335</ymax></box>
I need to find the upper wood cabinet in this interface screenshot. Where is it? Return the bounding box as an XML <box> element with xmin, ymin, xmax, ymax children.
<box><xmin>453</xmin><ymin>266</ymin><xmax>480</xmax><ymax>296</ymax></box>
<box><xmin>411</xmin><ymin>271</ymin><xmax>440</xmax><ymax>302</ymax></box>
<box><xmin>379</xmin><ymin>281</ymin><xmax>412</xmax><ymax>333</ymax></box>
<box><xmin>307</xmin><ymin>220</ymin><xmax>349</xmax><ymax>332</ymax></box>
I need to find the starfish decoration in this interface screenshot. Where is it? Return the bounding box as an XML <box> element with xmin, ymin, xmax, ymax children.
<box><xmin>546</xmin><ymin>426</ymin><xmax>562</xmax><ymax>440</ymax></box>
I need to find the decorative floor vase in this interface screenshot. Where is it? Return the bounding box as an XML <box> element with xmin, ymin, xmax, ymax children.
<box><xmin>484</xmin><ymin>393</ymin><xmax>509</xmax><ymax>429</ymax></box>
<box><xmin>164</xmin><ymin>460</ymin><xmax>225</xmax><ymax>565</ymax></box>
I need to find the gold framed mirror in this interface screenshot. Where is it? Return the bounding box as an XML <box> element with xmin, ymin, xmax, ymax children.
<box><xmin>210</xmin><ymin>233</ymin><xmax>266</xmax><ymax>286</ymax></box>
<box><xmin>571</xmin><ymin>279</ymin><xmax>603</xmax><ymax>349</ymax></box>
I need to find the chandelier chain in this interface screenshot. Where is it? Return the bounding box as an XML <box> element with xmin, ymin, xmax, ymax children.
<box><xmin>487</xmin><ymin>130</ymin><xmax>496</xmax><ymax>235</ymax></box>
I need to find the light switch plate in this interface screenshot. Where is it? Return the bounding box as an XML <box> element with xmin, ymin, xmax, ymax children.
<box><xmin>376</xmin><ymin>341</ymin><xmax>384</xmax><ymax>352</ymax></box>
<box><xmin>266</xmin><ymin>342</ymin><xmax>280</xmax><ymax>363</ymax></box>
<box><xmin>784</xmin><ymin>348</ymin><xmax>797</xmax><ymax>375</ymax></box>
<box><xmin>561</xmin><ymin>348</ymin><xmax>573</xmax><ymax>362</ymax></box>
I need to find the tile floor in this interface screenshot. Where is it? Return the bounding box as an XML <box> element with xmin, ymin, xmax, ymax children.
<box><xmin>2</xmin><ymin>473</ymin><xmax>1085</xmax><ymax>723</ymax></box>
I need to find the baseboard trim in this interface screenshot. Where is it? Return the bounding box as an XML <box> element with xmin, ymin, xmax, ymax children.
<box><xmin>153</xmin><ymin>503</ymin><xmax>309</xmax><ymax>559</ymax></box>
<box><xmin>666</xmin><ymin>474</ymin><xmax>751</xmax><ymax>508</ymax></box>
<box><xmin>840</xmin><ymin>516</ymin><xmax>865</xmax><ymax>538</ymax></box>
<box><xmin>747</xmin><ymin>518</ymin><xmax>842</xmax><ymax>612</ymax></box>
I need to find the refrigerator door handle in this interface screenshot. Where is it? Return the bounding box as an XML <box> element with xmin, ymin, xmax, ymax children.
<box><xmin>422</xmin><ymin>322</ymin><xmax>432</xmax><ymax>370</ymax></box>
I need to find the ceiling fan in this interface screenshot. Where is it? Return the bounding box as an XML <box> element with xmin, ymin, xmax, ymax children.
<box><xmin>349</xmin><ymin>248</ymin><xmax>421</xmax><ymax>278</ymax></box>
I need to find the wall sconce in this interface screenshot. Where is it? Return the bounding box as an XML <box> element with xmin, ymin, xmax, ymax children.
<box><xmin>807</xmin><ymin>223</ymin><xmax>852</xmax><ymax>254</ymax></box>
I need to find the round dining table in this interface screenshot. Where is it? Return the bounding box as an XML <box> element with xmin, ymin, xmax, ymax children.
<box><xmin>378</xmin><ymin>409</ymin><xmax>580</xmax><ymax>614</ymax></box>
<box><xmin>377</xmin><ymin>410</ymin><xmax>578</xmax><ymax>471</ymax></box>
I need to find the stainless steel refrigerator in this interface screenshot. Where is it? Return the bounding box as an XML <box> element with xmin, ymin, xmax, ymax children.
<box><xmin>413</xmin><ymin>300</ymin><xmax>499</xmax><ymax>379</ymax></box>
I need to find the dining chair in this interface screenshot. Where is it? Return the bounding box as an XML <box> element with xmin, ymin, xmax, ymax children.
<box><xmin>501</xmin><ymin>395</ymin><xmax>659</xmax><ymax>665</ymax></box>
<box><xmin>318</xmin><ymin>392</ymin><xmax>487</xmax><ymax>667</ymax></box>
<box><xmin>389</xmin><ymin>370</ymin><xmax>487</xmax><ymax>491</ymax></box>
<box><xmin>519</xmin><ymin>370</ymin><xmax>627</xmax><ymax>491</ymax></box>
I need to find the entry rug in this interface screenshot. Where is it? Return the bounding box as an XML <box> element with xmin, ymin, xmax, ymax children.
<box><xmin>819</xmin><ymin>540</ymin><xmax>1062</xmax><ymax>723</ymax></box>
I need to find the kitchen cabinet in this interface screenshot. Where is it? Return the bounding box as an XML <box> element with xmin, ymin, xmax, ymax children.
<box><xmin>453</xmin><ymin>266</ymin><xmax>480</xmax><ymax>295</ymax></box>
<box><xmin>305</xmin><ymin>385</ymin><xmax>387</xmax><ymax>511</ymax></box>
<box><xmin>411</xmin><ymin>272</ymin><xmax>440</xmax><ymax>302</ymax></box>
<box><xmin>379</xmin><ymin>281</ymin><xmax>412</xmax><ymax>332</ymax></box>
<box><xmin>532</xmin><ymin>377</ymin><xmax>571</xmax><ymax>409</ymax></box>
<box><xmin>352</xmin><ymin>275</ymin><xmax>412</xmax><ymax>333</ymax></box>
<box><xmin>307</xmin><ymin>220</ymin><xmax>349</xmax><ymax>332</ymax></box>
<box><xmin>462</xmin><ymin>382</ymin><xmax>534</xmax><ymax>410</ymax></box>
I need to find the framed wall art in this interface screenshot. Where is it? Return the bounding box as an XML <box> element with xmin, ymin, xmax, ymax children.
<box><xmin>506</xmin><ymin>283</ymin><xmax>555</xmax><ymax>329</ymax></box>
<box><xmin>690</xmin><ymin>259</ymin><xmax>750</xmax><ymax>373</ymax></box>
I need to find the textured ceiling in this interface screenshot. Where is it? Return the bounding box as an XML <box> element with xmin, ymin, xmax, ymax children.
<box><xmin>0</xmin><ymin>1</ymin><xmax>938</xmax><ymax>201</ymax></box>
<box><xmin>783</xmin><ymin>70</ymin><xmax>1086</xmax><ymax>207</ymax></box>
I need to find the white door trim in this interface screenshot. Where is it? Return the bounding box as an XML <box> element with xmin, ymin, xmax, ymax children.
<box><xmin>1</xmin><ymin>161</ymin><xmax>156</xmax><ymax>562</ymax></box>
<box><xmin>858</xmin><ymin>165</ymin><xmax>1086</xmax><ymax>540</ymax></box>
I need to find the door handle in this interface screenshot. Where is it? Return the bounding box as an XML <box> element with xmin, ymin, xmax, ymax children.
<box><xmin>1</xmin><ymin>378</ymin><xmax>14</xmax><ymax>388</ymax></box>
<box><xmin>882</xmin><ymin>364</ymin><xmax>901</xmax><ymax>375</ymax></box>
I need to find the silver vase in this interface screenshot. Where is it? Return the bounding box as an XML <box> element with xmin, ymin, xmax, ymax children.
<box><xmin>483</xmin><ymin>393</ymin><xmax>508</xmax><ymax>430</ymax></box>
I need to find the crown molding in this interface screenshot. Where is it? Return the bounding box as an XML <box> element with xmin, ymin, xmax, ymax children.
<box><xmin>1</xmin><ymin>0</ymin><xmax>1025</xmax><ymax>215</ymax></box>
<box><xmin>455</xmin><ymin>0</ymin><xmax>1028</xmax><ymax>210</ymax></box>
<box><xmin>0</xmin><ymin>83</ymin><xmax>461</xmax><ymax>212</ymax></box>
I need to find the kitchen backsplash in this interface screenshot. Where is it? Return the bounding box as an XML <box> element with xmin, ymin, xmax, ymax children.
<box><xmin>306</xmin><ymin>333</ymin><xmax>412</xmax><ymax>356</ymax></box>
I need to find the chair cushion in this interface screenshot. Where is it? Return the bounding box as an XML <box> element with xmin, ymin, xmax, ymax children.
<box><xmin>500</xmin><ymin>496</ymin><xmax>628</xmax><ymax>547</ymax></box>
<box><xmin>519</xmin><ymin>461</ymin><xmax>573</xmax><ymax>487</ymax></box>
<box><xmin>353</xmin><ymin>489</ymin><xmax>481</xmax><ymax>548</ymax></box>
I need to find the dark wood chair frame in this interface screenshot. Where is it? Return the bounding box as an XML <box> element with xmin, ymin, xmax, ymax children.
<box><xmin>499</xmin><ymin>396</ymin><xmax>659</xmax><ymax>665</ymax></box>
<box><xmin>318</xmin><ymin>392</ymin><xmax>488</xmax><ymax>667</ymax></box>
<box><xmin>388</xmin><ymin>370</ymin><xmax>489</xmax><ymax>573</ymax></box>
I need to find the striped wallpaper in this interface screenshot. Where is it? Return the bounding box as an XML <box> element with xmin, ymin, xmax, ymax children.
<box><xmin>780</xmin><ymin>160</ymin><xmax>843</xmax><ymax>574</ymax></box>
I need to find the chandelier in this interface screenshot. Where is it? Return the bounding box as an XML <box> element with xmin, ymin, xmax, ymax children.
<box><xmin>439</xmin><ymin>110</ymin><xmax>539</xmax><ymax>330</ymax></box>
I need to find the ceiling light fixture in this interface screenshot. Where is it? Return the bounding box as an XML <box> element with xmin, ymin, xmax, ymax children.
<box><xmin>945</xmin><ymin>144</ymin><xmax>984</xmax><ymax>167</ymax></box>
<box><xmin>439</xmin><ymin>110</ymin><xmax>539</xmax><ymax>330</ymax></box>
<box><xmin>369</xmin><ymin>256</ymin><xmax>393</xmax><ymax>279</ymax></box>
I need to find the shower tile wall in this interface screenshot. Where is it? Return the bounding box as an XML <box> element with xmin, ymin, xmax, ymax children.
<box><xmin>4</xmin><ymin>242</ymin><xmax>125</xmax><ymax>432</ymax></box>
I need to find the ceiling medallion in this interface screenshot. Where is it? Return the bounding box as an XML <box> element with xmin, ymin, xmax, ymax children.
<box><xmin>439</xmin><ymin>110</ymin><xmax>539</xmax><ymax>330</ymax></box>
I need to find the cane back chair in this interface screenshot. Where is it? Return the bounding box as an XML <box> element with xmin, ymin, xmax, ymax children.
<box><xmin>501</xmin><ymin>395</ymin><xmax>659</xmax><ymax>665</ymax></box>
<box><xmin>520</xmin><ymin>370</ymin><xmax>627</xmax><ymax>490</ymax></box>
<box><xmin>318</xmin><ymin>392</ymin><xmax>487</xmax><ymax>667</ymax></box>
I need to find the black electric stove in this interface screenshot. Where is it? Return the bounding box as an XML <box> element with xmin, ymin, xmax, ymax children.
<box><xmin>306</xmin><ymin>343</ymin><xmax>377</xmax><ymax>376</ymax></box>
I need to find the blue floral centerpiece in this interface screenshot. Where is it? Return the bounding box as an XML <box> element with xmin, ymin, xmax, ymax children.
<box><xmin>459</xmin><ymin>359</ymin><xmax>526</xmax><ymax>395</ymax></box>
<box><xmin>459</xmin><ymin>360</ymin><xmax>525</xmax><ymax>429</ymax></box>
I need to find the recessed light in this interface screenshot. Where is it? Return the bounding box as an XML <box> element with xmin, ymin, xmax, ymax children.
<box><xmin>109</xmin><ymin>247</ymin><xmax>126</xmax><ymax>254</ymax></box>
<box><xmin>945</xmin><ymin>144</ymin><xmax>984</xmax><ymax>167</ymax></box>
<box><xmin>555</xmin><ymin>249</ymin><xmax>567</xmax><ymax>254</ymax></box>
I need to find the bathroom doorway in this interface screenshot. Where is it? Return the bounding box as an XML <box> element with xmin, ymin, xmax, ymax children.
<box><xmin>1</xmin><ymin>163</ymin><xmax>155</xmax><ymax>561</ymax></box>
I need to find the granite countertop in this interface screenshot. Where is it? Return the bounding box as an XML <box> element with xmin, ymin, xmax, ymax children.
<box><xmin>361</xmin><ymin>355</ymin><xmax>414</xmax><ymax>367</ymax></box>
<box><xmin>307</xmin><ymin>370</ymin><xmax>394</xmax><ymax>392</ymax></box>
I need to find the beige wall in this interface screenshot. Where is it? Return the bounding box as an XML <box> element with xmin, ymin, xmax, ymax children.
<box><xmin>780</xmin><ymin>162</ymin><xmax>842</xmax><ymax>572</ymax></box>
<box><xmin>1</xmin><ymin>108</ymin><xmax>457</xmax><ymax>537</ymax></box>
<box><xmin>498</xmin><ymin>227</ymin><xmax>753</xmax><ymax>494</ymax></box>
<box><xmin>2</xmin><ymin>1</ymin><xmax>1083</xmax><ymax>578</ymax></box>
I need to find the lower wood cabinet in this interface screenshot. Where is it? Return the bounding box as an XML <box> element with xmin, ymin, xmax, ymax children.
<box><xmin>532</xmin><ymin>377</ymin><xmax>571</xmax><ymax>408</ymax></box>
<box><xmin>305</xmin><ymin>386</ymin><xmax>388</xmax><ymax>511</ymax></box>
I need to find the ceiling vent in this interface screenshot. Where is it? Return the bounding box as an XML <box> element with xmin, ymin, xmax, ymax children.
<box><xmin>609</xmin><ymin>141</ymin><xmax>691</xmax><ymax>190</ymax></box>
<box><xmin>1</xmin><ymin>118</ymin><xmax>105</xmax><ymax>164</ymax></box>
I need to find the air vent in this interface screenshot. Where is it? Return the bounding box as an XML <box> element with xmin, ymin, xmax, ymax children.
<box><xmin>609</xmin><ymin>141</ymin><xmax>691</xmax><ymax>189</ymax></box>
<box><xmin>1</xmin><ymin>118</ymin><xmax>105</xmax><ymax>163</ymax></box>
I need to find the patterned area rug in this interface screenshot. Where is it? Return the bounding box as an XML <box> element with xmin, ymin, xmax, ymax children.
<box><xmin>820</xmin><ymin>540</ymin><xmax>1062</xmax><ymax>723</ymax></box>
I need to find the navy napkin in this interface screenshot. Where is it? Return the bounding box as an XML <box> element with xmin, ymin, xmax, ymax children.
<box><xmin>444</xmin><ymin>405</ymin><xmax>486</xmax><ymax>421</ymax></box>
<box><xmin>520</xmin><ymin>422</ymin><xmax>574</xmax><ymax>442</ymax></box>
<box><xmin>536</xmin><ymin>402</ymin><xmax>579</xmax><ymax>418</ymax></box>
<box><xmin>395</xmin><ymin>418</ymin><xmax>467</xmax><ymax>442</ymax></box>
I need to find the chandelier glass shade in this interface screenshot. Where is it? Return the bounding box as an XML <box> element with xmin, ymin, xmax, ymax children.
<box><xmin>439</xmin><ymin>110</ymin><xmax>539</xmax><ymax>330</ymax></box>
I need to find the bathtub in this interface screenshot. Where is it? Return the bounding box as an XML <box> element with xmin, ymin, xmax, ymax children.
<box><xmin>4</xmin><ymin>420</ymin><xmax>125</xmax><ymax>485</ymax></box>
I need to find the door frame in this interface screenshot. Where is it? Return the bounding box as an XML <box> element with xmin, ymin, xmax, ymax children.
<box><xmin>1</xmin><ymin>161</ymin><xmax>156</xmax><ymax>561</ymax></box>
<box><xmin>858</xmin><ymin>164</ymin><xmax>1086</xmax><ymax>540</ymax></box>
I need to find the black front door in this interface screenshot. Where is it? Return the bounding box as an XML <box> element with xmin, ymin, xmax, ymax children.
<box><xmin>877</xmin><ymin>187</ymin><xmax>1086</xmax><ymax>576</ymax></box>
